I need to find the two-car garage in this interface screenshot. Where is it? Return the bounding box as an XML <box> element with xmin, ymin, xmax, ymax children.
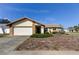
<box><xmin>14</xmin><ymin>27</ymin><xmax>32</xmax><ymax>36</ymax></box>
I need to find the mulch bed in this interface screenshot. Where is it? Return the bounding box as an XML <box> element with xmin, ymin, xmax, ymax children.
<box><xmin>16</xmin><ymin>34</ymin><xmax>79</xmax><ymax>51</ymax></box>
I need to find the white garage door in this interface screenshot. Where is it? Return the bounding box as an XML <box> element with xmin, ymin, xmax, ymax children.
<box><xmin>14</xmin><ymin>27</ymin><xmax>32</xmax><ymax>36</ymax></box>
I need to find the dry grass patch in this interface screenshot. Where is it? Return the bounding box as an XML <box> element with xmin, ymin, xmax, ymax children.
<box><xmin>16</xmin><ymin>34</ymin><xmax>79</xmax><ymax>51</ymax></box>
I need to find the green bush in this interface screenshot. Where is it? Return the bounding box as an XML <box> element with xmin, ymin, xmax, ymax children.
<box><xmin>45</xmin><ymin>32</ymin><xmax>50</xmax><ymax>34</ymax></box>
<box><xmin>31</xmin><ymin>33</ymin><xmax>53</xmax><ymax>38</ymax></box>
<box><xmin>65</xmin><ymin>33</ymin><xmax>69</xmax><ymax>35</ymax></box>
<box><xmin>52</xmin><ymin>31</ymin><xmax>65</xmax><ymax>34</ymax></box>
<box><xmin>52</xmin><ymin>32</ymin><xmax>58</xmax><ymax>34</ymax></box>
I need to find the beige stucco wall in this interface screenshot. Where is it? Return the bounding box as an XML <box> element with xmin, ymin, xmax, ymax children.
<box><xmin>15</xmin><ymin>21</ymin><xmax>33</xmax><ymax>26</ymax></box>
<box><xmin>41</xmin><ymin>26</ymin><xmax>44</xmax><ymax>34</ymax></box>
<box><xmin>56</xmin><ymin>28</ymin><xmax>62</xmax><ymax>32</ymax></box>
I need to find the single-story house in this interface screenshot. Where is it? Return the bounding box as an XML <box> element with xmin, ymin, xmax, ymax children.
<box><xmin>7</xmin><ymin>17</ymin><xmax>45</xmax><ymax>36</ymax></box>
<box><xmin>68</xmin><ymin>27</ymin><xmax>78</xmax><ymax>32</ymax></box>
<box><xmin>45</xmin><ymin>24</ymin><xmax>64</xmax><ymax>33</ymax></box>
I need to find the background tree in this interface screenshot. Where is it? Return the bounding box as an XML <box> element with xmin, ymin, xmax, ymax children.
<box><xmin>68</xmin><ymin>27</ymin><xmax>73</xmax><ymax>32</ymax></box>
<box><xmin>0</xmin><ymin>19</ymin><xmax>10</xmax><ymax>24</ymax></box>
<box><xmin>0</xmin><ymin>19</ymin><xmax>10</xmax><ymax>34</ymax></box>
<box><xmin>74</xmin><ymin>26</ymin><xmax>78</xmax><ymax>32</ymax></box>
<box><xmin>68</xmin><ymin>24</ymin><xmax>79</xmax><ymax>32</ymax></box>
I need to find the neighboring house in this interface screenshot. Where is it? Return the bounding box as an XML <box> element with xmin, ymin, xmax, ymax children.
<box><xmin>7</xmin><ymin>17</ymin><xmax>45</xmax><ymax>36</ymax></box>
<box><xmin>0</xmin><ymin>19</ymin><xmax>10</xmax><ymax>34</ymax></box>
<box><xmin>45</xmin><ymin>24</ymin><xmax>63</xmax><ymax>33</ymax></box>
<box><xmin>68</xmin><ymin>27</ymin><xmax>79</xmax><ymax>32</ymax></box>
<box><xmin>64</xmin><ymin>28</ymin><xmax>69</xmax><ymax>33</ymax></box>
<box><xmin>68</xmin><ymin>28</ymin><xmax>77</xmax><ymax>32</ymax></box>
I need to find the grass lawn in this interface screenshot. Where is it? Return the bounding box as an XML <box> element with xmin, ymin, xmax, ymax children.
<box><xmin>16</xmin><ymin>34</ymin><xmax>79</xmax><ymax>51</ymax></box>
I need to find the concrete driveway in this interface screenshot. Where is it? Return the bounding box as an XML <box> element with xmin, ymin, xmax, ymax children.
<box><xmin>0</xmin><ymin>36</ymin><xmax>29</xmax><ymax>54</ymax></box>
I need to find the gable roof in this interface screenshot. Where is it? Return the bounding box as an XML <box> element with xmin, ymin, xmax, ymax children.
<box><xmin>45</xmin><ymin>24</ymin><xmax>63</xmax><ymax>28</ymax></box>
<box><xmin>7</xmin><ymin>17</ymin><xmax>45</xmax><ymax>26</ymax></box>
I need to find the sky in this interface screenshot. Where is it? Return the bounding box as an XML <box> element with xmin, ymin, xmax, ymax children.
<box><xmin>0</xmin><ymin>3</ymin><xmax>79</xmax><ymax>28</ymax></box>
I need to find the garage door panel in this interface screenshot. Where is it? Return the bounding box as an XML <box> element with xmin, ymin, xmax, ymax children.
<box><xmin>14</xmin><ymin>28</ymin><xmax>32</xmax><ymax>36</ymax></box>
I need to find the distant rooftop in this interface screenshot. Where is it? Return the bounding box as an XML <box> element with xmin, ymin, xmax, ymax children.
<box><xmin>45</xmin><ymin>24</ymin><xmax>63</xmax><ymax>28</ymax></box>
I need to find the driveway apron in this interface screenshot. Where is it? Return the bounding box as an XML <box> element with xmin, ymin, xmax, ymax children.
<box><xmin>0</xmin><ymin>36</ymin><xmax>29</xmax><ymax>54</ymax></box>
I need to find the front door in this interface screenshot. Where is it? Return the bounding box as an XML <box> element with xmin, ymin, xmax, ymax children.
<box><xmin>35</xmin><ymin>26</ymin><xmax>41</xmax><ymax>34</ymax></box>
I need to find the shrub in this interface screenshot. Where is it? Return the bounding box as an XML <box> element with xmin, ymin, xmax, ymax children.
<box><xmin>65</xmin><ymin>33</ymin><xmax>69</xmax><ymax>35</ymax></box>
<box><xmin>52</xmin><ymin>31</ymin><xmax>65</xmax><ymax>34</ymax></box>
<box><xmin>45</xmin><ymin>32</ymin><xmax>50</xmax><ymax>34</ymax></box>
<box><xmin>31</xmin><ymin>33</ymin><xmax>53</xmax><ymax>38</ymax></box>
<box><xmin>52</xmin><ymin>32</ymin><xmax>58</xmax><ymax>34</ymax></box>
